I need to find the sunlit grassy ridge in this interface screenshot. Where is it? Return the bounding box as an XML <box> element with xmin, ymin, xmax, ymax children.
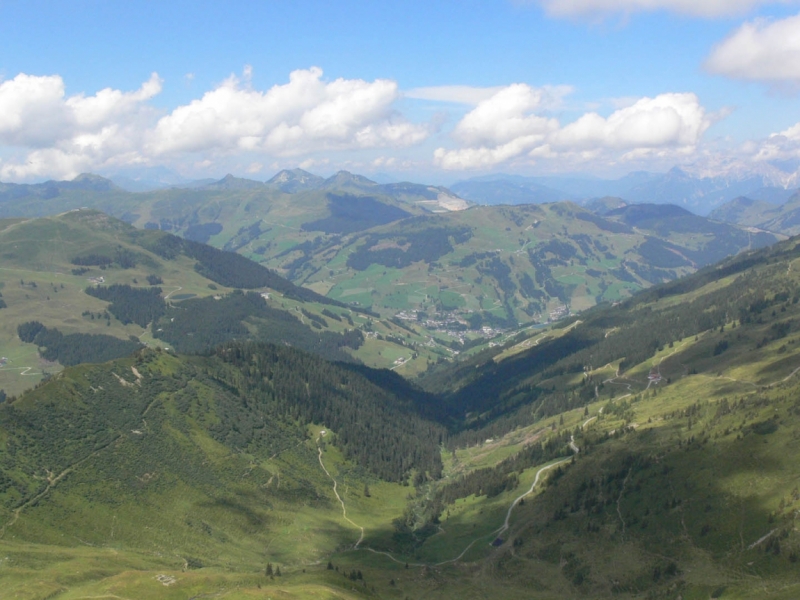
<box><xmin>2</xmin><ymin>225</ymin><xmax>800</xmax><ymax>597</ymax></box>
<box><xmin>0</xmin><ymin>211</ymin><xmax>450</xmax><ymax>396</ymax></box>
<box><xmin>1</xmin><ymin>175</ymin><xmax>779</xmax><ymax>353</ymax></box>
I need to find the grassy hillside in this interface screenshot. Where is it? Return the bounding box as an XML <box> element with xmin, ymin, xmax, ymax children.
<box><xmin>3</xmin><ymin>233</ymin><xmax>800</xmax><ymax>597</ymax></box>
<box><xmin>286</xmin><ymin>202</ymin><xmax>779</xmax><ymax>333</ymax></box>
<box><xmin>0</xmin><ymin>211</ymin><xmax>449</xmax><ymax>397</ymax></box>
<box><xmin>0</xmin><ymin>173</ymin><xmax>781</xmax><ymax>369</ymax></box>
<box><xmin>710</xmin><ymin>191</ymin><xmax>800</xmax><ymax>237</ymax></box>
<box><xmin>396</xmin><ymin>234</ymin><xmax>800</xmax><ymax>597</ymax></box>
<box><xmin>709</xmin><ymin>196</ymin><xmax>779</xmax><ymax>227</ymax></box>
<box><xmin>0</xmin><ymin>342</ymin><xmax>445</xmax><ymax>598</ymax></box>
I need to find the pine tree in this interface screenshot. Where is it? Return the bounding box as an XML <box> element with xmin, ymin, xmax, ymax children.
<box><xmin>364</xmin><ymin>483</ymin><xmax>371</xmax><ymax>497</ymax></box>
<box><xmin>265</xmin><ymin>562</ymin><xmax>273</xmax><ymax>577</ymax></box>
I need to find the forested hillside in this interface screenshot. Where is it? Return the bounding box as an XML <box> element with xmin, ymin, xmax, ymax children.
<box><xmin>710</xmin><ymin>191</ymin><xmax>800</xmax><ymax>236</ymax></box>
<box><xmin>0</xmin><ymin>172</ymin><xmax>777</xmax><ymax>347</ymax></box>
<box><xmin>3</xmin><ymin>228</ymin><xmax>800</xmax><ymax>597</ymax></box>
<box><xmin>289</xmin><ymin>201</ymin><xmax>779</xmax><ymax>331</ymax></box>
<box><xmin>0</xmin><ymin>211</ymin><xmax>449</xmax><ymax>396</ymax></box>
<box><xmin>422</xmin><ymin>233</ymin><xmax>800</xmax><ymax>440</ymax></box>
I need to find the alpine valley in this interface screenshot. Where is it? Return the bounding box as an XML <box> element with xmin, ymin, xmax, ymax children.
<box><xmin>0</xmin><ymin>170</ymin><xmax>783</xmax><ymax>379</ymax></box>
<box><xmin>1</xmin><ymin>171</ymin><xmax>800</xmax><ymax>599</ymax></box>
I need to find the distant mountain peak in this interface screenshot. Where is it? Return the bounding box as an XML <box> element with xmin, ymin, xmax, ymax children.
<box><xmin>323</xmin><ymin>170</ymin><xmax>378</xmax><ymax>188</ymax></box>
<box><xmin>203</xmin><ymin>174</ymin><xmax>265</xmax><ymax>190</ymax></box>
<box><xmin>584</xmin><ymin>196</ymin><xmax>629</xmax><ymax>216</ymax></box>
<box><xmin>665</xmin><ymin>166</ymin><xmax>692</xmax><ymax>180</ymax></box>
<box><xmin>69</xmin><ymin>173</ymin><xmax>119</xmax><ymax>191</ymax></box>
<box><xmin>608</xmin><ymin>202</ymin><xmax>693</xmax><ymax>220</ymax></box>
<box><xmin>266</xmin><ymin>168</ymin><xmax>324</xmax><ymax>193</ymax></box>
<box><xmin>73</xmin><ymin>172</ymin><xmax>111</xmax><ymax>183</ymax></box>
<box><xmin>268</xmin><ymin>168</ymin><xmax>320</xmax><ymax>184</ymax></box>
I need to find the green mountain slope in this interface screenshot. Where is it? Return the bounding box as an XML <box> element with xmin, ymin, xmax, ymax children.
<box><xmin>285</xmin><ymin>202</ymin><xmax>779</xmax><ymax>331</ymax></box>
<box><xmin>398</xmin><ymin>234</ymin><xmax>800</xmax><ymax>597</ymax></box>
<box><xmin>0</xmin><ymin>211</ymin><xmax>446</xmax><ymax>396</ymax></box>
<box><xmin>422</xmin><ymin>233</ymin><xmax>800</xmax><ymax>423</ymax></box>
<box><xmin>3</xmin><ymin>233</ymin><xmax>800</xmax><ymax>597</ymax></box>
<box><xmin>0</xmin><ymin>171</ymin><xmax>466</xmax><ymax>231</ymax></box>
<box><xmin>708</xmin><ymin>195</ymin><xmax>779</xmax><ymax>226</ymax></box>
<box><xmin>0</xmin><ymin>173</ymin><xmax>778</xmax><ymax>350</ymax></box>
<box><xmin>603</xmin><ymin>202</ymin><xmax>779</xmax><ymax>265</ymax></box>
<box><xmin>0</xmin><ymin>342</ymin><xmax>446</xmax><ymax>597</ymax></box>
<box><xmin>710</xmin><ymin>192</ymin><xmax>800</xmax><ymax>237</ymax></box>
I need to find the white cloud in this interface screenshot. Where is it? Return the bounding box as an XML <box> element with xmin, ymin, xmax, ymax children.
<box><xmin>0</xmin><ymin>73</ymin><xmax>161</xmax><ymax>180</ymax></box>
<box><xmin>705</xmin><ymin>14</ymin><xmax>800</xmax><ymax>81</ymax></box>
<box><xmin>148</xmin><ymin>67</ymin><xmax>428</xmax><ymax>157</ymax></box>
<box><xmin>0</xmin><ymin>73</ymin><xmax>161</xmax><ymax>150</ymax></box>
<box><xmin>752</xmin><ymin>120</ymin><xmax>800</xmax><ymax>163</ymax></box>
<box><xmin>405</xmin><ymin>85</ymin><xmax>506</xmax><ymax>105</ymax></box>
<box><xmin>372</xmin><ymin>156</ymin><xmax>397</xmax><ymax>168</ymax></box>
<box><xmin>406</xmin><ymin>84</ymin><xmax>573</xmax><ymax>109</ymax></box>
<box><xmin>67</xmin><ymin>73</ymin><xmax>162</xmax><ymax>130</ymax></box>
<box><xmin>433</xmin><ymin>84</ymin><xmax>564</xmax><ymax>169</ymax></box>
<box><xmin>434</xmin><ymin>136</ymin><xmax>551</xmax><ymax>170</ymax></box>
<box><xmin>434</xmin><ymin>86</ymin><xmax>711</xmax><ymax>170</ymax></box>
<box><xmin>777</xmin><ymin>122</ymin><xmax>800</xmax><ymax>140</ymax></box>
<box><xmin>0</xmin><ymin>67</ymin><xmax>429</xmax><ymax>181</ymax></box>
<box><xmin>299</xmin><ymin>157</ymin><xmax>330</xmax><ymax>170</ymax></box>
<box><xmin>551</xmin><ymin>93</ymin><xmax>709</xmax><ymax>150</ymax></box>
<box><xmin>452</xmin><ymin>84</ymin><xmax>560</xmax><ymax>147</ymax></box>
<box><xmin>533</xmin><ymin>0</ymin><xmax>797</xmax><ymax>18</ymax></box>
<box><xmin>0</xmin><ymin>74</ymin><xmax>71</xmax><ymax>147</ymax></box>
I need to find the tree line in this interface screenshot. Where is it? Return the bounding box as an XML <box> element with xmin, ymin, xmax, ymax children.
<box><xmin>17</xmin><ymin>321</ymin><xmax>142</xmax><ymax>366</ymax></box>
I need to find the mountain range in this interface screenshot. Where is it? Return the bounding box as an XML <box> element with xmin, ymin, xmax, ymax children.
<box><xmin>0</xmin><ymin>210</ymin><xmax>463</xmax><ymax>396</ymax></box>
<box><xmin>0</xmin><ymin>171</ymin><xmax>780</xmax><ymax>341</ymax></box>
<box><xmin>709</xmin><ymin>190</ymin><xmax>800</xmax><ymax>237</ymax></box>
<box><xmin>451</xmin><ymin>166</ymin><xmax>799</xmax><ymax>215</ymax></box>
<box><xmin>3</xmin><ymin>220</ymin><xmax>800</xmax><ymax>597</ymax></box>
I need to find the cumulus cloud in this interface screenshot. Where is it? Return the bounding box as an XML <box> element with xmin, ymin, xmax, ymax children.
<box><xmin>0</xmin><ymin>67</ymin><xmax>428</xmax><ymax>181</ymax></box>
<box><xmin>372</xmin><ymin>156</ymin><xmax>397</xmax><ymax>168</ymax></box>
<box><xmin>407</xmin><ymin>83</ymin><xmax>573</xmax><ymax>109</ymax></box>
<box><xmin>752</xmin><ymin>120</ymin><xmax>800</xmax><ymax>163</ymax></box>
<box><xmin>434</xmin><ymin>86</ymin><xmax>711</xmax><ymax>170</ymax></box>
<box><xmin>533</xmin><ymin>0</ymin><xmax>797</xmax><ymax>18</ymax></box>
<box><xmin>148</xmin><ymin>67</ymin><xmax>428</xmax><ymax>157</ymax></box>
<box><xmin>0</xmin><ymin>73</ymin><xmax>161</xmax><ymax>179</ymax></box>
<box><xmin>452</xmin><ymin>84</ymin><xmax>560</xmax><ymax>147</ymax></box>
<box><xmin>705</xmin><ymin>14</ymin><xmax>800</xmax><ymax>81</ymax></box>
<box><xmin>433</xmin><ymin>84</ymin><xmax>561</xmax><ymax>169</ymax></box>
<box><xmin>406</xmin><ymin>85</ymin><xmax>506</xmax><ymax>105</ymax></box>
<box><xmin>0</xmin><ymin>74</ymin><xmax>71</xmax><ymax>147</ymax></box>
<box><xmin>551</xmin><ymin>93</ymin><xmax>710</xmax><ymax>150</ymax></box>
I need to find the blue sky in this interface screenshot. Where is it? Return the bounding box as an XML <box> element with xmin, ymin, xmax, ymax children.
<box><xmin>2</xmin><ymin>0</ymin><xmax>800</xmax><ymax>184</ymax></box>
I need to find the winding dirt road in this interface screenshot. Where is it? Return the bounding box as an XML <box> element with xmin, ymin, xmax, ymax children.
<box><xmin>316</xmin><ymin>436</ymin><xmax>364</xmax><ymax>548</ymax></box>
<box><xmin>315</xmin><ymin>424</ymin><xmax>588</xmax><ymax>568</ymax></box>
